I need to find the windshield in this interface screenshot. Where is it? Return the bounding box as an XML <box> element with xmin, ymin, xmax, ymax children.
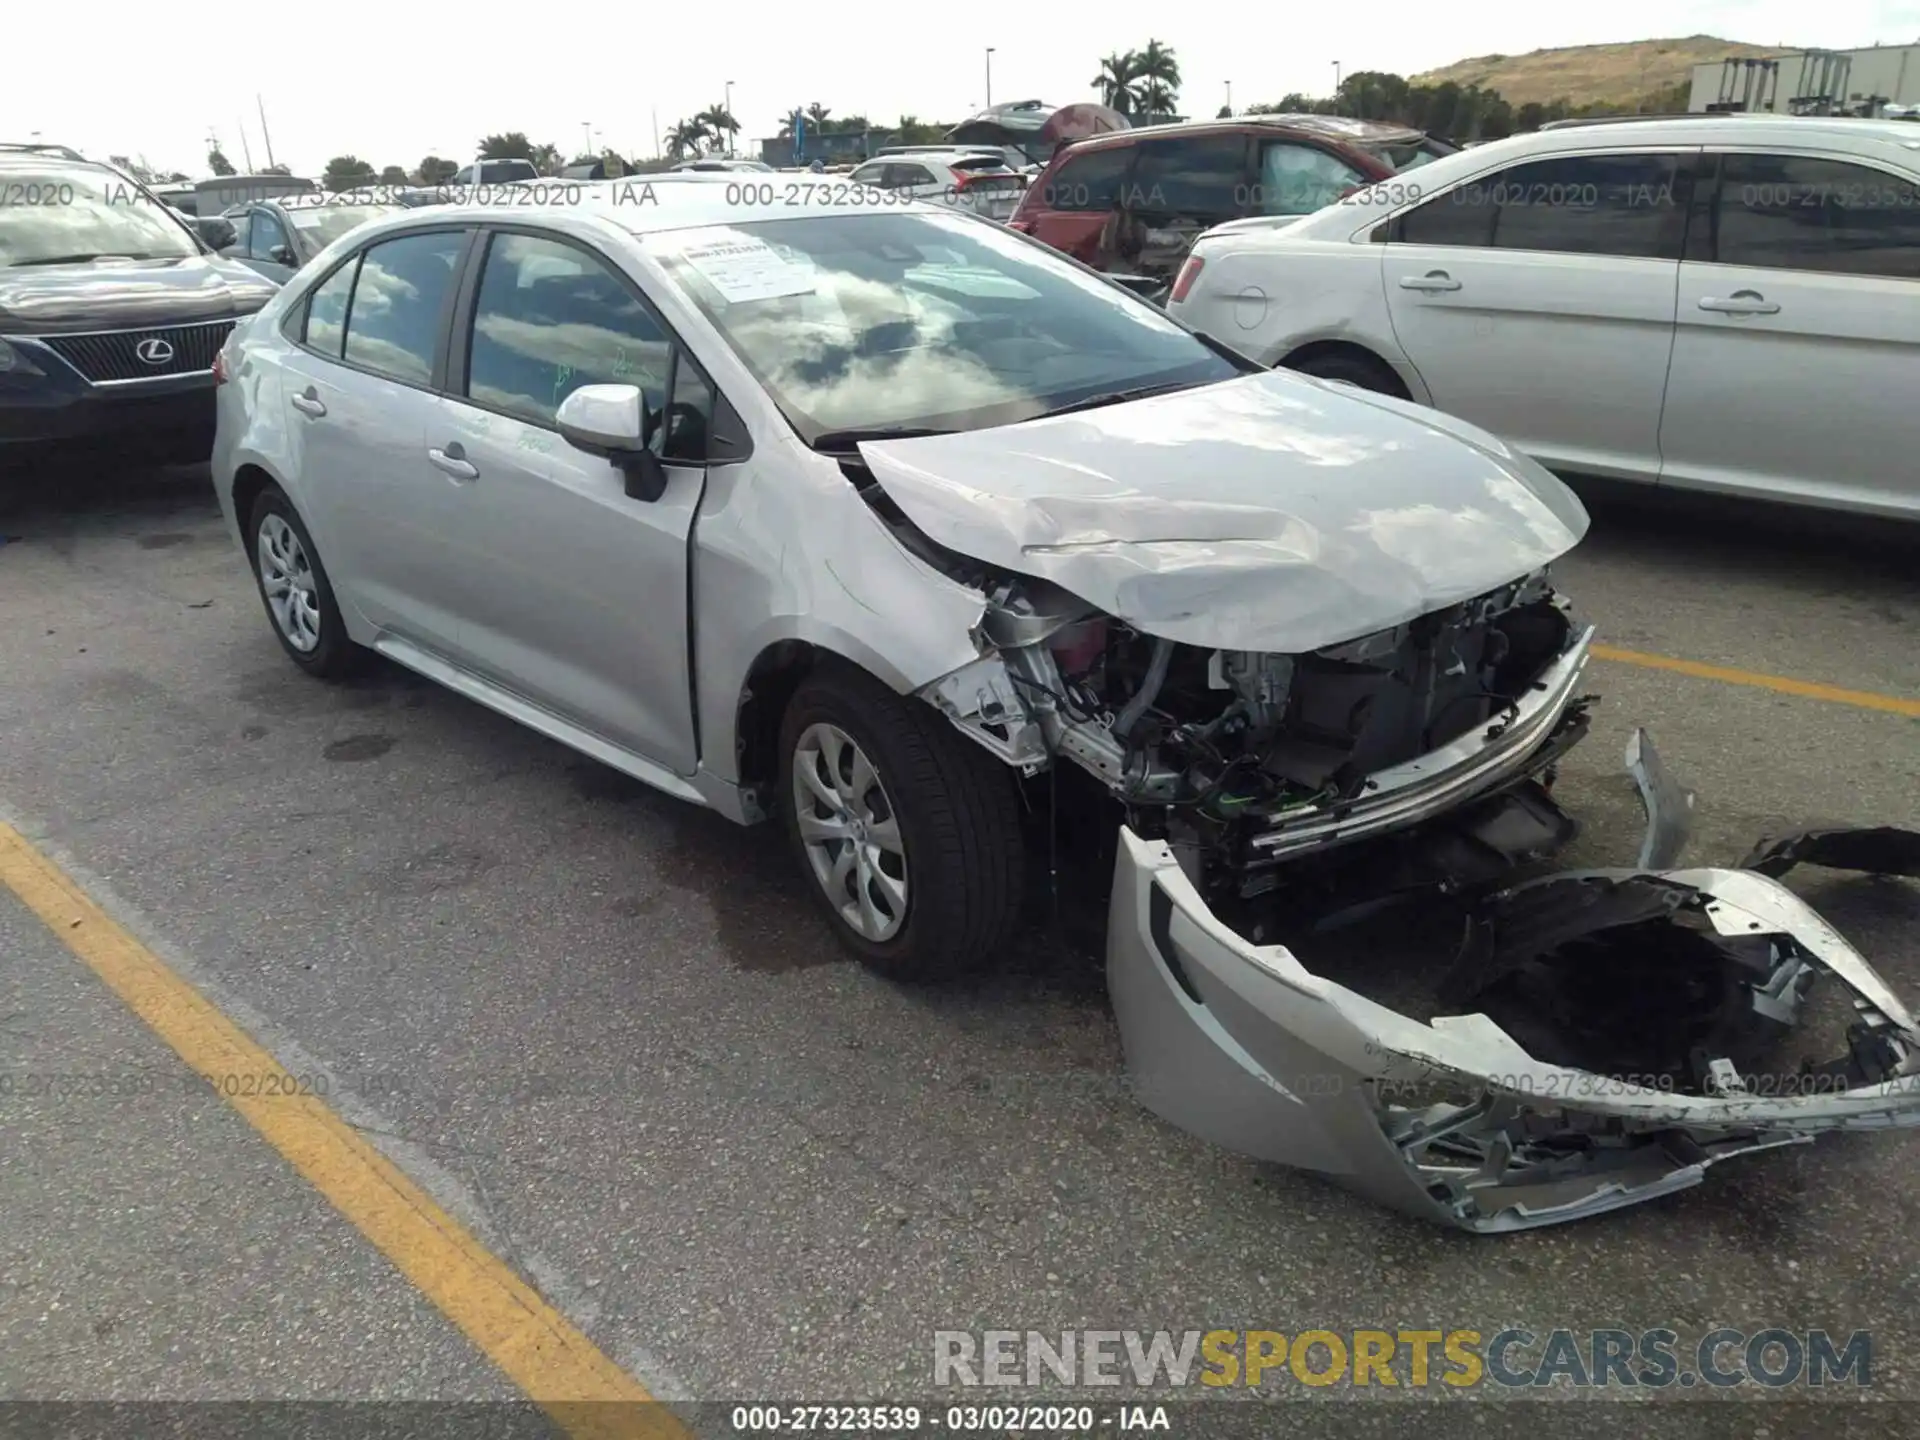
<box><xmin>283</xmin><ymin>204</ymin><xmax>399</xmax><ymax>245</ymax></box>
<box><xmin>647</xmin><ymin>211</ymin><xmax>1240</xmax><ymax>444</ymax></box>
<box><xmin>0</xmin><ymin>166</ymin><xmax>200</xmax><ymax>266</ymax></box>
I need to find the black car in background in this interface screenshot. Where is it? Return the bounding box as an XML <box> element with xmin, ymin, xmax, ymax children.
<box><xmin>216</xmin><ymin>195</ymin><xmax>400</xmax><ymax>284</ymax></box>
<box><xmin>0</xmin><ymin>148</ymin><xmax>278</xmax><ymax>467</ymax></box>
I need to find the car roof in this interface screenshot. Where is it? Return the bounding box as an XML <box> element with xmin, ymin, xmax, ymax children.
<box><xmin>335</xmin><ymin>173</ymin><xmax>942</xmax><ymax>244</ymax></box>
<box><xmin>1062</xmin><ymin>114</ymin><xmax>1428</xmax><ymax>154</ymax></box>
<box><xmin>0</xmin><ymin>149</ymin><xmax>117</xmax><ymax>175</ymax></box>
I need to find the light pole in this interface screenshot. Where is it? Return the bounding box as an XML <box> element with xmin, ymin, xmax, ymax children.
<box><xmin>582</xmin><ymin>121</ymin><xmax>593</xmax><ymax>157</ymax></box>
<box><xmin>1225</xmin><ymin>80</ymin><xmax>1232</xmax><ymax>114</ymax></box>
<box><xmin>1331</xmin><ymin>61</ymin><xmax>1341</xmax><ymax>113</ymax></box>
<box><xmin>725</xmin><ymin>80</ymin><xmax>735</xmax><ymax>155</ymax></box>
<box><xmin>985</xmin><ymin>48</ymin><xmax>995</xmax><ymax>110</ymax></box>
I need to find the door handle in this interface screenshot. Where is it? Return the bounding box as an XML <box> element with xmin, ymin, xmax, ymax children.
<box><xmin>289</xmin><ymin>390</ymin><xmax>326</xmax><ymax>417</ymax></box>
<box><xmin>1398</xmin><ymin>271</ymin><xmax>1462</xmax><ymax>293</ymax></box>
<box><xmin>427</xmin><ymin>445</ymin><xmax>478</xmax><ymax>481</ymax></box>
<box><xmin>1698</xmin><ymin>291</ymin><xmax>1779</xmax><ymax>315</ymax></box>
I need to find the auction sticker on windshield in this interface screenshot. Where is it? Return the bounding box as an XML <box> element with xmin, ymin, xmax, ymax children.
<box><xmin>678</xmin><ymin>236</ymin><xmax>814</xmax><ymax>303</ymax></box>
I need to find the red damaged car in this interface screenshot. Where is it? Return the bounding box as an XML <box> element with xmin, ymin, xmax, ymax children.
<box><xmin>1009</xmin><ymin>114</ymin><xmax>1454</xmax><ymax>289</ymax></box>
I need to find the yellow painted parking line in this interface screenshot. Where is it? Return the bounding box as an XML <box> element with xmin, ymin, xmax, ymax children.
<box><xmin>1592</xmin><ymin>644</ymin><xmax>1920</xmax><ymax>719</ymax></box>
<box><xmin>0</xmin><ymin>822</ymin><xmax>689</xmax><ymax>1440</ymax></box>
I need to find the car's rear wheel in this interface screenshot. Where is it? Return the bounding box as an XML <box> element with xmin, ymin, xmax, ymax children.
<box><xmin>247</xmin><ymin>486</ymin><xmax>363</xmax><ymax>679</ymax></box>
<box><xmin>1286</xmin><ymin>350</ymin><xmax>1409</xmax><ymax>398</ymax></box>
<box><xmin>779</xmin><ymin>665</ymin><xmax>1024</xmax><ymax>981</ymax></box>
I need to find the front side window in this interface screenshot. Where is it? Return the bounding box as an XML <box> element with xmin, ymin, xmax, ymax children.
<box><xmin>1254</xmin><ymin>142</ymin><xmax>1366</xmax><ymax>217</ymax></box>
<box><xmin>0</xmin><ymin>165</ymin><xmax>200</xmax><ymax>266</ymax></box>
<box><xmin>227</xmin><ymin>211</ymin><xmax>253</xmax><ymax>252</ymax></box>
<box><xmin>250</xmin><ymin>211</ymin><xmax>289</xmax><ymax>260</ymax></box>
<box><xmin>1126</xmin><ymin>136</ymin><xmax>1247</xmax><ymax>216</ymax></box>
<box><xmin>1038</xmin><ymin>146</ymin><xmax>1132</xmax><ymax>212</ymax></box>
<box><xmin>1398</xmin><ymin>152</ymin><xmax>1685</xmax><ymax>258</ymax></box>
<box><xmin>341</xmin><ymin>230</ymin><xmax>465</xmax><ymax>384</ymax></box>
<box><xmin>463</xmin><ymin>231</ymin><xmax>674</xmax><ymax>427</ymax></box>
<box><xmin>1707</xmin><ymin>153</ymin><xmax>1920</xmax><ymax>279</ymax></box>
<box><xmin>647</xmin><ymin>210</ymin><xmax>1242</xmax><ymax>443</ymax></box>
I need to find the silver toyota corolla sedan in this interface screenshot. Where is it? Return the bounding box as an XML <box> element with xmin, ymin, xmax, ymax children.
<box><xmin>212</xmin><ymin>180</ymin><xmax>1920</xmax><ymax>1231</ymax></box>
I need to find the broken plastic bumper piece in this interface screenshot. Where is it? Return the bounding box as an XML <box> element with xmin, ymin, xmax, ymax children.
<box><xmin>1106</xmin><ymin>806</ymin><xmax>1920</xmax><ymax>1233</ymax></box>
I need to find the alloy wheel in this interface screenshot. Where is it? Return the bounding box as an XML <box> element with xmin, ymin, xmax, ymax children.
<box><xmin>257</xmin><ymin>513</ymin><xmax>322</xmax><ymax>653</ymax></box>
<box><xmin>791</xmin><ymin>722</ymin><xmax>909</xmax><ymax>942</ymax></box>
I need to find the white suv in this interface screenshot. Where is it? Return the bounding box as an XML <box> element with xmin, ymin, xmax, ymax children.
<box><xmin>1166</xmin><ymin>114</ymin><xmax>1920</xmax><ymax>519</ymax></box>
<box><xmin>848</xmin><ymin>150</ymin><xmax>1027</xmax><ymax>222</ymax></box>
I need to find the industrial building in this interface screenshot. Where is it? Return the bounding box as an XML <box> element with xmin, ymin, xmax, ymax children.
<box><xmin>1687</xmin><ymin>42</ymin><xmax>1920</xmax><ymax>117</ymax></box>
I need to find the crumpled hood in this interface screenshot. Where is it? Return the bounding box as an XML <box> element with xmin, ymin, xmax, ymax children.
<box><xmin>859</xmin><ymin>369</ymin><xmax>1590</xmax><ymax>653</ymax></box>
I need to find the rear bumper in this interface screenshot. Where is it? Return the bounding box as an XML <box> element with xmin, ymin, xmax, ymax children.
<box><xmin>1108</xmin><ymin>789</ymin><xmax>1920</xmax><ymax>1232</ymax></box>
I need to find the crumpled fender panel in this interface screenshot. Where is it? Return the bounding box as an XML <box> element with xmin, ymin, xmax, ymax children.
<box><xmin>1107</xmin><ymin>819</ymin><xmax>1920</xmax><ymax>1232</ymax></box>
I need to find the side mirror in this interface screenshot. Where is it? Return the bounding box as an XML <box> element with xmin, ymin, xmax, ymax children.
<box><xmin>195</xmin><ymin>216</ymin><xmax>237</xmax><ymax>249</ymax></box>
<box><xmin>555</xmin><ymin>383</ymin><xmax>668</xmax><ymax>501</ymax></box>
<box><xmin>269</xmin><ymin>244</ymin><xmax>296</xmax><ymax>267</ymax></box>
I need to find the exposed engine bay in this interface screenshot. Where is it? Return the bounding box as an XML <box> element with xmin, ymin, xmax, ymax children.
<box><xmin>915</xmin><ymin>557</ymin><xmax>1592</xmax><ymax>904</ymax></box>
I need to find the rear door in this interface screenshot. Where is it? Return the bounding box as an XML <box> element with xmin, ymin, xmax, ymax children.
<box><xmin>427</xmin><ymin>227</ymin><xmax>709</xmax><ymax>770</ymax></box>
<box><xmin>1016</xmin><ymin>143</ymin><xmax>1136</xmax><ymax>263</ymax></box>
<box><xmin>1380</xmin><ymin>148</ymin><xmax>1692</xmax><ymax>482</ymax></box>
<box><xmin>273</xmin><ymin>228</ymin><xmax>474</xmax><ymax>653</ymax></box>
<box><xmin>1658</xmin><ymin>149</ymin><xmax>1920</xmax><ymax>515</ymax></box>
<box><xmin>1097</xmin><ymin>133</ymin><xmax>1252</xmax><ymax>282</ymax></box>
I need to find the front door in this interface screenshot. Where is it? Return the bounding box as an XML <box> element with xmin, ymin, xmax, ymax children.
<box><xmin>430</xmin><ymin>228</ymin><xmax>706</xmax><ymax>772</ymax></box>
<box><xmin>1658</xmin><ymin>149</ymin><xmax>1920</xmax><ymax>515</ymax></box>
<box><xmin>1380</xmin><ymin>149</ymin><xmax>1693</xmax><ymax>483</ymax></box>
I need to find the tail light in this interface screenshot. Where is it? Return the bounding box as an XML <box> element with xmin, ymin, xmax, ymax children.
<box><xmin>211</xmin><ymin>349</ymin><xmax>229</xmax><ymax>385</ymax></box>
<box><xmin>1168</xmin><ymin>254</ymin><xmax>1206</xmax><ymax>305</ymax></box>
<box><xmin>1008</xmin><ymin>216</ymin><xmax>1035</xmax><ymax>233</ymax></box>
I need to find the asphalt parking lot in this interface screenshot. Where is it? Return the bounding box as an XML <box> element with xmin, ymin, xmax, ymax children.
<box><xmin>2</xmin><ymin>462</ymin><xmax>1917</xmax><ymax>1438</ymax></box>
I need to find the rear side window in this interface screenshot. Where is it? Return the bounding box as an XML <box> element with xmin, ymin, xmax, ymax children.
<box><xmin>1705</xmin><ymin>153</ymin><xmax>1920</xmax><ymax>279</ymax></box>
<box><xmin>341</xmin><ymin>231</ymin><xmax>465</xmax><ymax>384</ymax></box>
<box><xmin>1253</xmin><ymin>141</ymin><xmax>1366</xmax><ymax>216</ymax></box>
<box><xmin>301</xmin><ymin>257</ymin><xmax>358</xmax><ymax>356</ymax></box>
<box><xmin>1398</xmin><ymin>152</ymin><xmax>1684</xmax><ymax>258</ymax></box>
<box><xmin>1127</xmin><ymin>136</ymin><xmax>1248</xmax><ymax>217</ymax></box>
<box><xmin>463</xmin><ymin>230</ymin><xmax>674</xmax><ymax>427</ymax></box>
<box><xmin>1038</xmin><ymin>145</ymin><xmax>1132</xmax><ymax>212</ymax></box>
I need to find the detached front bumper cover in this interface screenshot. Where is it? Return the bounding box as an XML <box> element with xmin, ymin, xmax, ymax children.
<box><xmin>1107</xmin><ymin>749</ymin><xmax>1920</xmax><ymax>1232</ymax></box>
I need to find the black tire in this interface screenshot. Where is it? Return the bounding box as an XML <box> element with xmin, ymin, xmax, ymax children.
<box><xmin>778</xmin><ymin>663</ymin><xmax>1025</xmax><ymax>981</ymax></box>
<box><xmin>1286</xmin><ymin>350</ymin><xmax>1409</xmax><ymax>398</ymax></box>
<box><xmin>246</xmin><ymin>485</ymin><xmax>364</xmax><ymax>679</ymax></box>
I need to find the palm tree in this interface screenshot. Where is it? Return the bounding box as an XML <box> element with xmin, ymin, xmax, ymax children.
<box><xmin>805</xmin><ymin>102</ymin><xmax>832</xmax><ymax>130</ymax></box>
<box><xmin>665</xmin><ymin>119</ymin><xmax>709</xmax><ymax>160</ymax></box>
<box><xmin>696</xmin><ymin>105</ymin><xmax>739</xmax><ymax>155</ymax></box>
<box><xmin>1090</xmin><ymin>53</ymin><xmax>1140</xmax><ymax>115</ymax></box>
<box><xmin>1134</xmin><ymin>39</ymin><xmax>1181</xmax><ymax>119</ymax></box>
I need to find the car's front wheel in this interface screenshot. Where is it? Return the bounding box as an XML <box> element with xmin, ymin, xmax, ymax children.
<box><xmin>779</xmin><ymin>665</ymin><xmax>1025</xmax><ymax>981</ymax></box>
<box><xmin>247</xmin><ymin>486</ymin><xmax>363</xmax><ymax>679</ymax></box>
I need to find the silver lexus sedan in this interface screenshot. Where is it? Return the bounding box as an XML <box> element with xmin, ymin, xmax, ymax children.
<box><xmin>211</xmin><ymin>180</ymin><xmax>1920</xmax><ymax>1231</ymax></box>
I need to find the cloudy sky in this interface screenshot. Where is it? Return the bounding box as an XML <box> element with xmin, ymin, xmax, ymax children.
<box><xmin>6</xmin><ymin>1</ymin><xmax>1916</xmax><ymax>177</ymax></box>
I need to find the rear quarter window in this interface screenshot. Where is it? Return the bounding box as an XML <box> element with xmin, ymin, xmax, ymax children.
<box><xmin>1037</xmin><ymin>146</ymin><xmax>1133</xmax><ymax>212</ymax></box>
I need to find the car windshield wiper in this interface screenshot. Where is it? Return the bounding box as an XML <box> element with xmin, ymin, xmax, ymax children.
<box><xmin>809</xmin><ymin>425</ymin><xmax>957</xmax><ymax>453</ymax></box>
<box><xmin>1032</xmin><ymin>381</ymin><xmax>1202</xmax><ymax>420</ymax></box>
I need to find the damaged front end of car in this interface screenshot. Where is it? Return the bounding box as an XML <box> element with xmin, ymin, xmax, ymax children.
<box><xmin>847</xmin><ymin>378</ymin><xmax>1920</xmax><ymax>1229</ymax></box>
<box><xmin>905</xmin><ymin>564</ymin><xmax>1920</xmax><ymax>1232</ymax></box>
